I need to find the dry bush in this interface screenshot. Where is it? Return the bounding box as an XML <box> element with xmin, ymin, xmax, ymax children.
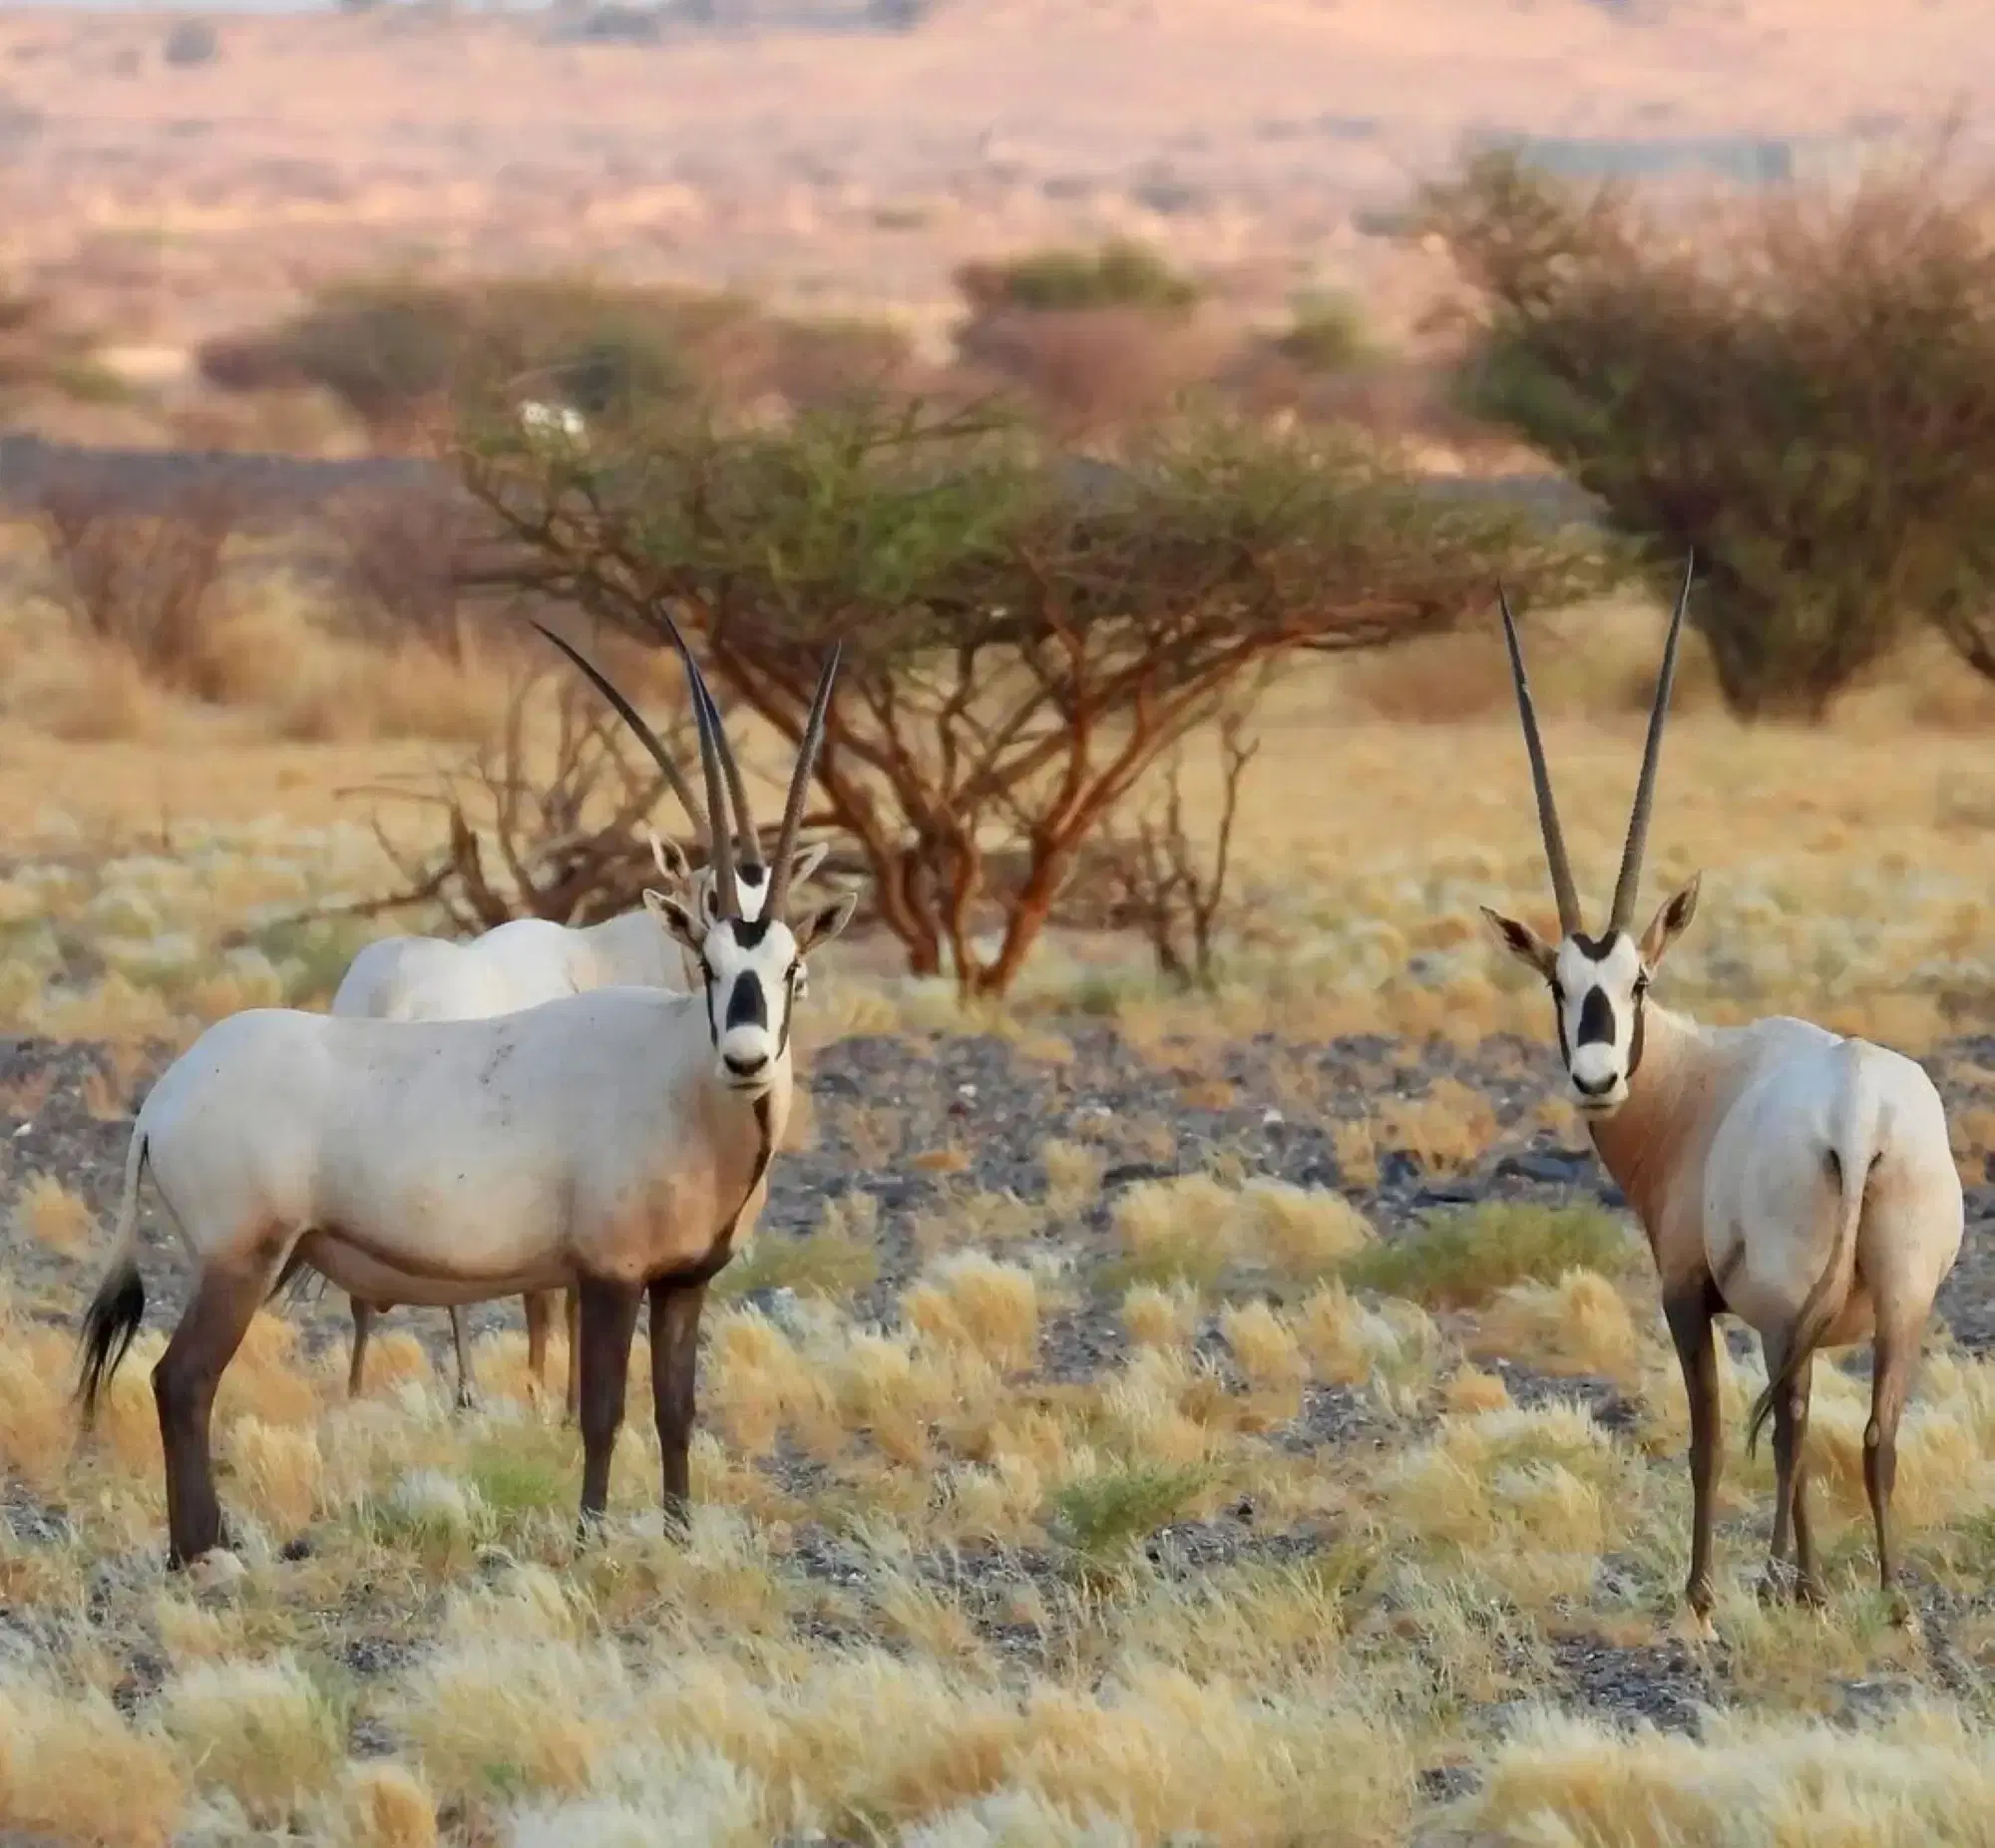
<box><xmin>314</xmin><ymin>478</ymin><xmax>491</xmax><ymax>663</ymax></box>
<box><xmin>34</xmin><ymin>477</ymin><xmax>240</xmax><ymax>693</ymax></box>
<box><xmin>465</xmin><ymin>394</ymin><xmax>1603</xmax><ymax>996</ymax></box>
<box><xmin>198</xmin><ymin>273</ymin><xmax>914</xmax><ymax>439</ymax></box>
<box><xmin>365</xmin><ymin>648</ymin><xmax>707</xmax><ymax>932</ymax></box>
<box><xmin>1100</xmin><ymin>709</ymin><xmax>1259</xmax><ymax>988</ymax></box>
<box><xmin>1425</xmin><ymin>140</ymin><xmax>1995</xmax><ymax>719</ymax></box>
<box><xmin>952</xmin><ymin>306</ymin><xmax>1235</xmax><ymax>435</ymax></box>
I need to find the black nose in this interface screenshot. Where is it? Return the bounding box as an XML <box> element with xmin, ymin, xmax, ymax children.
<box><xmin>1572</xmin><ymin>1070</ymin><xmax>1617</xmax><ymax>1098</ymax></box>
<box><xmin>722</xmin><ymin>1051</ymin><xmax>768</xmax><ymax>1078</ymax></box>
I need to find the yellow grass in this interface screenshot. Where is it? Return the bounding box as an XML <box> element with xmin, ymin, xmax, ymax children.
<box><xmin>6</xmin><ymin>582</ymin><xmax>1995</xmax><ymax>1839</ymax></box>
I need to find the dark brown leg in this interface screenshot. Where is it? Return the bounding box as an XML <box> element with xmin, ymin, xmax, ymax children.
<box><xmin>564</xmin><ymin>1288</ymin><xmax>581</xmax><ymax>1427</ymax></box>
<box><xmin>156</xmin><ymin>1263</ymin><xmax>273</xmax><ymax>1569</ymax></box>
<box><xmin>1866</xmin><ymin>1330</ymin><xmax>1917</xmax><ymax>1623</ymax></box>
<box><xmin>1663</xmin><ymin>1280</ymin><xmax>1722</xmax><ymax>1622</ymax></box>
<box><xmin>649</xmin><ymin>1279</ymin><xmax>708</xmax><ymax>1535</ymax></box>
<box><xmin>347</xmin><ymin>1298</ymin><xmax>374</xmax><ymax>1399</ymax></box>
<box><xmin>1789</xmin><ymin>1364</ymin><xmax>1825</xmax><ymax>1608</ymax></box>
<box><xmin>1763</xmin><ymin>1342</ymin><xmax>1813</xmax><ymax>1604</ymax></box>
<box><xmin>448</xmin><ymin>1308</ymin><xmax>479</xmax><ymax>1412</ymax></box>
<box><xmin>575</xmin><ymin>1275</ymin><xmax>642</xmax><ymax>1535</ymax></box>
<box><xmin>525</xmin><ymin>1291</ymin><xmax>554</xmax><ymax>1402</ymax></box>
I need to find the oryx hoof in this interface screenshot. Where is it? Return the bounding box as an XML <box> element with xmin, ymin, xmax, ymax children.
<box><xmin>1670</xmin><ymin>1601</ymin><xmax>1718</xmax><ymax>1646</ymax></box>
<box><xmin>1886</xmin><ymin>1588</ymin><xmax>1922</xmax><ymax>1637</ymax></box>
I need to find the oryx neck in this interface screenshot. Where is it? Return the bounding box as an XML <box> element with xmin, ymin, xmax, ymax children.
<box><xmin>1584</xmin><ymin>1002</ymin><xmax>1714</xmax><ymax>1246</ymax></box>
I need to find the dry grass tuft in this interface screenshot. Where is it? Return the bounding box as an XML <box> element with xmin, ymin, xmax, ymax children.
<box><xmin>1040</xmin><ymin>1137</ymin><xmax>1105</xmax><ymax>1218</ymax></box>
<box><xmin>1464</xmin><ymin>1699</ymin><xmax>1995</xmax><ymax>1845</ymax></box>
<box><xmin>905</xmin><ymin>1253</ymin><xmax>1041</xmax><ymax>1371</ymax></box>
<box><xmin>1474</xmin><ymin>1269</ymin><xmax>1646</xmax><ymax>1385</ymax></box>
<box><xmin>158</xmin><ymin>1655</ymin><xmax>344</xmax><ymax>1828</ymax></box>
<box><xmin>10</xmin><ymin>1169</ymin><xmax>93</xmax><ymax>1255</ymax></box>
<box><xmin>340</xmin><ymin>1761</ymin><xmax>439</xmax><ymax>1848</ymax></box>
<box><xmin>0</xmin><ymin>1676</ymin><xmax>186</xmax><ymax>1848</ymax></box>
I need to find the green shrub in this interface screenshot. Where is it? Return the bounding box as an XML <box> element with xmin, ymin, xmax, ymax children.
<box><xmin>958</xmin><ymin>238</ymin><xmax>1201</xmax><ymax>315</ymax></box>
<box><xmin>1423</xmin><ymin>146</ymin><xmax>1995</xmax><ymax>719</ymax></box>
<box><xmin>1340</xmin><ymin>1202</ymin><xmax>1640</xmax><ymax>1309</ymax></box>
<box><xmin>1276</xmin><ymin>289</ymin><xmax>1373</xmax><ymax>373</ymax></box>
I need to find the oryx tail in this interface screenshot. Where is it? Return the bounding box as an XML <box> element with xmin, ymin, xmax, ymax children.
<box><xmin>1747</xmin><ymin>1052</ymin><xmax>1883</xmax><ymax>1456</ymax></box>
<box><xmin>76</xmin><ymin>1129</ymin><xmax>151</xmax><ymax>1428</ymax></box>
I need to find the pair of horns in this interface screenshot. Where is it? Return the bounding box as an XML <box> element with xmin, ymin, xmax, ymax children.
<box><xmin>1496</xmin><ymin>552</ymin><xmax>1694</xmax><ymax>939</ymax></box>
<box><xmin>531</xmin><ymin>617</ymin><xmax>839</xmax><ymax>923</ymax></box>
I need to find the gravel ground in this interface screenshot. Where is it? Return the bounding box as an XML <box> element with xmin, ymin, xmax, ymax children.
<box><xmin>2</xmin><ymin>1019</ymin><xmax>1991</xmax><ymax>1767</ymax></box>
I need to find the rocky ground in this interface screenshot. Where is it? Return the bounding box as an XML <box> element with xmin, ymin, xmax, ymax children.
<box><xmin>2</xmin><ymin>1019</ymin><xmax>1991</xmax><ymax>1775</ymax></box>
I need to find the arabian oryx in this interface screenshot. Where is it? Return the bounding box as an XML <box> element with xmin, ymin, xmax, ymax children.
<box><xmin>329</xmin><ymin>798</ymin><xmax>828</xmax><ymax>1422</ymax></box>
<box><xmin>74</xmin><ymin>624</ymin><xmax>857</xmax><ymax>1571</ymax></box>
<box><xmin>1481</xmin><ymin>556</ymin><xmax>1962</xmax><ymax>1631</ymax></box>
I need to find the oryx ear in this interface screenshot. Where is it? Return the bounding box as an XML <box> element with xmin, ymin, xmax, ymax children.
<box><xmin>792</xmin><ymin>889</ymin><xmax>858</xmax><ymax>955</ymax></box>
<box><xmin>1639</xmin><ymin>872</ymin><xmax>1701</xmax><ymax>968</ymax></box>
<box><xmin>788</xmin><ymin>838</ymin><xmax>832</xmax><ymax>889</ymax></box>
<box><xmin>646</xmin><ymin>827</ymin><xmax>691</xmax><ymax>887</ymax></box>
<box><xmin>697</xmin><ymin>875</ymin><xmax>721</xmax><ymax>924</ymax></box>
<box><xmin>1481</xmin><ymin>906</ymin><xmax>1558</xmax><ymax>979</ymax></box>
<box><xmin>643</xmin><ymin>887</ymin><xmax>704</xmax><ymax>951</ymax></box>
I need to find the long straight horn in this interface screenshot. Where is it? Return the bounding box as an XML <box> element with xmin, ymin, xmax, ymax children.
<box><xmin>528</xmin><ymin>622</ymin><xmax>708</xmax><ymax>839</ymax></box>
<box><xmin>1496</xmin><ymin>583</ymin><xmax>1583</xmax><ymax>937</ymax></box>
<box><xmin>1608</xmin><ymin>550</ymin><xmax>1695</xmax><ymax>934</ymax></box>
<box><xmin>644</xmin><ymin>607</ymin><xmax>736</xmax><ymax>918</ymax></box>
<box><xmin>766</xmin><ymin>642</ymin><xmax>841</xmax><ymax>918</ymax></box>
<box><xmin>649</xmin><ymin>606</ymin><xmax>760</xmax><ymax>893</ymax></box>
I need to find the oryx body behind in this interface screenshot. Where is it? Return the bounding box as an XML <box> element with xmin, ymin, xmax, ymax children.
<box><xmin>1483</xmin><ymin>558</ymin><xmax>1962</xmax><ymax>1628</ymax></box>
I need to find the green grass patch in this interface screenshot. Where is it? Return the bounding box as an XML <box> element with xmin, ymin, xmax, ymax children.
<box><xmin>466</xmin><ymin>1445</ymin><xmax>569</xmax><ymax>1519</ymax></box>
<box><xmin>1049</xmin><ymin>1461</ymin><xmax>1213</xmax><ymax>1572</ymax></box>
<box><xmin>1340</xmin><ymin>1201</ymin><xmax>1641</xmax><ymax>1309</ymax></box>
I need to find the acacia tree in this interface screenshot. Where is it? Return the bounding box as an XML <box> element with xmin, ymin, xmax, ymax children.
<box><xmin>458</xmin><ymin>395</ymin><xmax>1602</xmax><ymax>996</ymax></box>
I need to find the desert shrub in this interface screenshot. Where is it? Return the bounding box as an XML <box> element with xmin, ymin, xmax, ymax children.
<box><xmin>0</xmin><ymin>285</ymin><xmax>107</xmax><ymax>402</ymax></box>
<box><xmin>953</xmin><ymin>306</ymin><xmax>1230</xmax><ymax>435</ymax></box>
<box><xmin>1275</xmin><ymin>289</ymin><xmax>1374</xmax><ymax>374</ymax></box>
<box><xmin>955</xmin><ymin>239</ymin><xmax>1201</xmax><ymax>316</ymax></box>
<box><xmin>162</xmin><ymin>19</ymin><xmax>219</xmax><ymax>65</ymax></box>
<box><xmin>196</xmin><ymin>277</ymin><xmax>908</xmax><ymax>438</ymax></box>
<box><xmin>1100</xmin><ymin>710</ymin><xmax>1260</xmax><ymax>989</ymax></box>
<box><xmin>1424</xmin><ymin>144</ymin><xmax>1995</xmax><ymax>719</ymax></box>
<box><xmin>364</xmin><ymin>643</ymin><xmax>706</xmax><ymax>932</ymax></box>
<box><xmin>314</xmin><ymin>478</ymin><xmax>490</xmax><ymax>662</ymax></box>
<box><xmin>34</xmin><ymin>477</ymin><xmax>239</xmax><ymax>691</ymax></box>
<box><xmin>461</xmin><ymin>392</ymin><xmax>1606</xmax><ymax>996</ymax></box>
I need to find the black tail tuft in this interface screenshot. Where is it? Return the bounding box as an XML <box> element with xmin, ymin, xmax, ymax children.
<box><xmin>75</xmin><ymin>1264</ymin><xmax>146</xmax><ymax>1429</ymax></box>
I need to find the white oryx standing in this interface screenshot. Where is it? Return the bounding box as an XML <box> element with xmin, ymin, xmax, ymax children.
<box><xmin>75</xmin><ymin>621</ymin><xmax>857</xmax><ymax>1571</ymax></box>
<box><xmin>1480</xmin><ymin>555</ymin><xmax>1962</xmax><ymax>1630</ymax></box>
<box><xmin>329</xmin><ymin>807</ymin><xmax>829</xmax><ymax>1419</ymax></box>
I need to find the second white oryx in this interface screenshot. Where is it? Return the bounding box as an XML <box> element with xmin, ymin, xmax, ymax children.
<box><xmin>331</xmin><ymin>772</ymin><xmax>828</xmax><ymax>1419</ymax></box>
<box><xmin>1481</xmin><ymin>555</ymin><xmax>1962</xmax><ymax>1630</ymax></box>
<box><xmin>74</xmin><ymin>624</ymin><xmax>857</xmax><ymax>1570</ymax></box>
